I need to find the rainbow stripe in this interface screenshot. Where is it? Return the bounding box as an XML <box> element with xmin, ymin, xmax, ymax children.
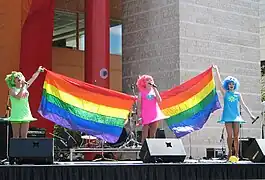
<box><xmin>160</xmin><ymin>67</ymin><xmax>221</xmax><ymax>138</ymax></box>
<box><xmin>38</xmin><ymin>70</ymin><xmax>136</xmax><ymax>143</ymax></box>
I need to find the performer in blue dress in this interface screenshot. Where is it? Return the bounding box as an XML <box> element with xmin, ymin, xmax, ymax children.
<box><xmin>212</xmin><ymin>65</ymin><xmax>257</xmax><ymax>160</ymax></box>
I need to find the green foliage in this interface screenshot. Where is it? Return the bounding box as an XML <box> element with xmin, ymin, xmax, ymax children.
<box><xmin>262</xmin><ymin>76</ymin><xmax>265</xmax><ymax>102</ymax></box>
<box><xmin>261</xmin><ymin>64</ymin><xmax>265</xmax><ymax>102</ymax></box>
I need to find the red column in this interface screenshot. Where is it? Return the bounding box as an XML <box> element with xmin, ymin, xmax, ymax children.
<box><xmin>19</xmin><ymin>0</ymin><xmax>54</xmax><ymax>137</ymax></box>
<box><xmin>84</xmin><ymin>0</ymin><xmax>110</xmax><ymax>160</ymax></box>
<box><xmin>85</xmin><ymin>0</ymin><xmax>110</xmax><ymax>88</ymax></box>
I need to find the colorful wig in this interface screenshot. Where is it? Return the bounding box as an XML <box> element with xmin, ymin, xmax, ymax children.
<box><xmin>5</xmin><ymin>71</ymin><xmax>25</xmax><ymax>88</ymax></box>
<box><xmin>222</xmin><ymin>76</ymin><xmax>240</xmax><ymax>91</ymax></box>
<box><xmin>136</xmin><ymin>75</ymin><xmax>154</xmax><ymax>92</ymax></box>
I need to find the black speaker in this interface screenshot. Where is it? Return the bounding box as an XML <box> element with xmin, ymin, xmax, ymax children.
<box><xmin>136</xmin><ymin>128</ymin><xmax>166</xmax><ymax>143</ymax></box>
<box><xmin>0</xmin><ymin>119</ymin><xmax>12</xmax><ymax>160</ymax></box>
<box><xmin>139</xmin><ymin>138</ymin><xmax>186</xmax><ymax>163</ymax></box>
<box><xmin>9</xmin><ymin>138</ymin><xmax>54</xmax><ymax>164</ymax></box>
<box><xmin>156</xmin><ymin>128</ymin><xmax>166</xmax><ymax>138</ymax></box>
<box><xmin>245</xmin><ymin>139</ymin><xmax>265</xmax><ymax>162</ymax></box>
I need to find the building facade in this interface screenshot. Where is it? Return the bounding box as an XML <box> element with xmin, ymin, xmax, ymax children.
<box><xmin>122</xmin><ymin>0</ymin><xmax>261</xmax><ymax>158</ymax></box>
<box><xmin>0</xmin><ymin>0</ymin><xmax>261</xmax><ymax>158</ymax></box>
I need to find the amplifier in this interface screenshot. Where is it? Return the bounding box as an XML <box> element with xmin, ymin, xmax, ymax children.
<box><xmin>28</xmin><ymin>127</ymin><xmax>46</xmax><ymax>138</ymax></box>
<box><xmin>206</xmin><ymin>148</ymin><xmax>225</xmax><ymax>159</ymax></box>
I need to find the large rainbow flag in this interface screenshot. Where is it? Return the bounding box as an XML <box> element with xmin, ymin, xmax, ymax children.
<box><xmin>38</xmin><ymin>70</ymin><xmax>136</xmax><ymax>143</ymax></box>
<box><xmin>160</xmin><ymin>67</ymin><xmax>221</xmax><ymax>138</ymax></box>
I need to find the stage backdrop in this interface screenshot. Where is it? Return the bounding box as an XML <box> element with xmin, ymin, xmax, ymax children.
<box><xmin>19</xmin><ymin>0</ymin><xmax>55</xmax><ymax>135</ymax></box>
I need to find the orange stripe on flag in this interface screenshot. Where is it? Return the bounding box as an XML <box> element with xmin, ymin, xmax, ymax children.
<box><xmin>45</xmin><ymin>70</ymin><xmax>136</xmax><ymax>110</ymax></box>
<box><xmin>160</xmin><ymin>69</ymin><xmax>213</xmax><ymax>109</ymax></box>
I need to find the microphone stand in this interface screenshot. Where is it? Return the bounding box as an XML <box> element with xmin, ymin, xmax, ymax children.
<box><xmin>120</xmin><ymin>84</ymin><xmax>141</xmax><ymax>148</ymax></box>
<box><xmin>189</xmin><ymin>134</ymin><xmax>193</xmax><ymax>159</ymax></box>
<box><xmin>239</xmin><ymin>105</ymin><xmax>248</xmax><ymax>160</ymax></box>
<box><xmin>0</xmin><ymin>93</ymin><xmax>11</xmax><ymax>165</ymax></box>
<box><xmin>218</xmin><ymin>127</ymin><xmax>226</xmax><ymax>160</ymax></box>
<box><xmin>91</xmin><ymin>80</ymin><xmax>115</xmax><ymax>161</ymax></box>
<box><xmin>64</xmin><ymin>129</ymin><xmax>77</xmax><ymax>144</ymax></box>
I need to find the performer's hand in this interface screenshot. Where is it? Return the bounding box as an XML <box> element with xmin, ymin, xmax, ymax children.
<box><xmin>21</xmin><ymin>81</ymin><xmax>26</xmax><ymax>88</ymax></box>
<box><xmin>136</xmin><ymin>118</ymin><xmax>142</xmax><ymax>126</ymax></box>
<box><xmin>212</xmin><ymin>64</ymin><xmax>218</xmax><ymax>71</ymax></box>
<box><xmin>38</xmin><ymin>66</ymin><xmax>45</xmax><ymax>72</ymax></box>
<box><xmin>251</xmin><ymin>115</ymin><xmax>257</xmax><ymax>121</ymax></box>
<box><xmin>251</xmin><ymin>115</ymin><xmax>259</xmax><ymax>124</ymax></box>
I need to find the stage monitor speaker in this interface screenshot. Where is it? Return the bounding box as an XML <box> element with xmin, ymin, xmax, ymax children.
<box><xmin>139</xmin><ymin>138</ymin><xmax>186</xmax><ymax>163</ymax></box>
<box><xmin>9</xmin><ymin>138</ymin><xmax>54</xmax><ymax>164</ymax></box>
<box><xmin>245</xmin><ymin>139</ymin><xmax>265</xmax><ymax>162</ymax></box>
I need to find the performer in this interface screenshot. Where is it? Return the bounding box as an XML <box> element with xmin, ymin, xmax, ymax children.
<box><xmin>212</xmin><ymin>65</ymin><xmax>257</xmax><ymax>160</ymax></box>
<box><xmin>136</xmin><ymin>75</ymin><xmax>168</xmax><ymax>144</ymax></box>
<box><xmin>5</xmin><ymin>66</ymin><xmax>44</xmax><ymax>138</ymax></box>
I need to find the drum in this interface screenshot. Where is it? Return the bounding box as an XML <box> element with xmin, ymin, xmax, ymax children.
<box><xmin>107</xmin><ymin>128</ymin><xmax>129</xmax><ymax>148</ymax></box>
<box><xmin>81</xmin><ymin>135</ymin><xmax>99</xmax><ymax>148</ymax></box>
<box><xmin>82</xmin><ymin>135</ymin><xmax>99</xmax><ymax>161</ymax></box>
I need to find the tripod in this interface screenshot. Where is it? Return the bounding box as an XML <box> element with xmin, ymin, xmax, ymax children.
<box><xmin>120</xmin><ymin>112</ymin><xmax>141</xmax><ymax>148</ymax></box>
<box><xmin>120</xmin><ymin>84</ymin><xmax>141</xmax><ymax>148</ymax></box>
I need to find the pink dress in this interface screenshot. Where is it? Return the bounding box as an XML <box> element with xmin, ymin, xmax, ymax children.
<box><xmin>140</xmin><ymin>89</ymin><xmax>168</xmax><ymax>125</ymax></box>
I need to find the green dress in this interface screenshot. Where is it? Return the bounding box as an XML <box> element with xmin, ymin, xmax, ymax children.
<box><xmin>8</xmin><ymin>87</ymin><xmax>37</xmax><ymax>123</ymax></box>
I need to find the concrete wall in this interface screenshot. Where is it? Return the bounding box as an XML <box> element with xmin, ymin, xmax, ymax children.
<box><xmin>122</xmin><ymin>0</ymin><xmax>260</xmax><ymax>158</ymax></box>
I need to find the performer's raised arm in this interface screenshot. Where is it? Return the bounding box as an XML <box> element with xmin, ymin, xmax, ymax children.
<box><xmin>212</xmin><ymin>65</ymin><xmax>226</xmax><ymax>96</ymax></box>
<box><xmin>27</xmin><ymin>66</ymin><xmax>45</xmax><ymax>88</ymax></box>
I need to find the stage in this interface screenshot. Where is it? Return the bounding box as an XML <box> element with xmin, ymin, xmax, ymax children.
<box><xmin>0</xmin><ymin>160</ymin><xmax>265</xmax><ymax>180</ymax></box>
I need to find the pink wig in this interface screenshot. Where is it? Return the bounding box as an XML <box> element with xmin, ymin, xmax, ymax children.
<box><xmin>136</xmin><ymin>75</ymin><xmax>154</xmax><ymax>92</ymax></box>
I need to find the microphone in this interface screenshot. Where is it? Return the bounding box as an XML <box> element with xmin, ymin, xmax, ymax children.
<box><xmin>130</xmin><ymin>84</ymin><xmax>135</xmax><ymax>89</ymax></box>
<box><xmin>252</xmin><ymin>116</ymin><xmax>259</xmax><ymax>124</ymax></box>
<box><xmin>19</xmin><ymin>78</ymin><xmax>29</xmax><ymax>85</ymax></box>
<box><xmin>148</xmin><ymin>82</ymin><xmax>157</xmax><ymax>88</ymax></box>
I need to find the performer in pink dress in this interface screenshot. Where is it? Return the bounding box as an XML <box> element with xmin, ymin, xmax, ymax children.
<box><xmin>136</xmin><ymin>75</ymin><xmax>168</xmax><ymax>143</ymax></box>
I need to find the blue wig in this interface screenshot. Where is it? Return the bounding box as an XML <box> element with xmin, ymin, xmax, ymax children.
<box><xmin>222</xmin><ymin>76</ymin><xmax>240</xmax><ymax>91</ymax></box>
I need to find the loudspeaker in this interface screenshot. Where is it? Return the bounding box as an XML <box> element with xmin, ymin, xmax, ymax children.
<box><xmin>136</xmin><ymin>128</ymin><xmax>166</xmax><ymax>142</ymax></box>
<box><xmin>156</xmin><ymin>129</ymin><xmax>166</xmax><ymax>138</ymax></box>
<box><xmin>0</xmin><ymin>119</ymin><xmax>12</xmax><ymax>160</ymax></box>
<box><xmin>9</xmin><ymin>138</ymin><xmax>54</xmax><ymax>164</ymax></box>
<box><xmin>245</xmin><ymin>139</ymin><xmax>265</xmax><ymax>162</ymax></box>
<box><xmin>139</xmin><ymin>138</ymin><xmax>186</xmax><ymax>163</ymax></box>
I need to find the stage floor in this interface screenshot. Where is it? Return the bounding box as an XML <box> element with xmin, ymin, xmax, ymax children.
<box><xmin>0</xmin><ymin>159</ymin><xmax>265</xmax><ymax>180</ymax></box>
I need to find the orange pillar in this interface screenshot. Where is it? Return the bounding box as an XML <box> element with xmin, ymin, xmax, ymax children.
<box><xmin>0</xmin><ymin>0</ymin><xmax>22</xmax><ymax>115</ymax></box>
<box><xmin>85</xmin><ymin>0</ymin><xmax>110</xmax><ymax>88</ymax></box>
<box><xmin>84</xmin><ymin>0</ymin><xmax>110</xmax><ymax>160</ymax></box>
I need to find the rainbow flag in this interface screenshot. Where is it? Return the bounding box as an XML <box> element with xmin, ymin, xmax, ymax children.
<box><xmin>38</xmin><ymin>70</ymin><xmax>136</xmax><ymax>143</ymax></box>
<box><xmin>160</xmin><ymin>67</ymin><xmax>221</xmax><ymax>138</ymax></box>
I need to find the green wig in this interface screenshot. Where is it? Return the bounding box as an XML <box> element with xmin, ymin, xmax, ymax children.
<box><xmin>5</xmin><ymin>71</ymin><xmax>25</xmax><ymax>88</ymax></box>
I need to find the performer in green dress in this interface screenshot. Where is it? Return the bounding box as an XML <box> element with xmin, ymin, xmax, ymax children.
<box><xmin>5</xmin><ymin>66</ymin><xmax>44</xmax><ymax>138</ymax></box>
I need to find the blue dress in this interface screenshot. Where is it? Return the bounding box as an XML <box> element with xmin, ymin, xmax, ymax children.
<box><xmin>218</xmin><ymin>91</ymin><xmax>245</xmax><ymax>124</ymax></box>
